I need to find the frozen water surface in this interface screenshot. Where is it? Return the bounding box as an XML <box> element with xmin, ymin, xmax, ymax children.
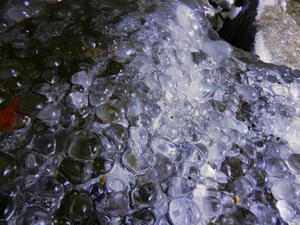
<box><xmin>0</xmin><ymin>0</ymin><xmax>300</xmax><ymax>224</ymax></box>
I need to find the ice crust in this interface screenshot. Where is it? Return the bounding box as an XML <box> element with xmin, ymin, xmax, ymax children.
<box><xmin>0</xmin><ymin>0</ymin><xmax>300</xmax><ymax>224</ymax></box>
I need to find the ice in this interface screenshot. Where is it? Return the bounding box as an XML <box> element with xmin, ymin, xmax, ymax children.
<box><xmin>287</xmin><ymin>153</ymin><xmax>300</xmax><ymax>174</ymax></box>
<box><xmin>105</xmin><ymin>162</ymin><xmax>132</xmax><ymax>191</ymax></box>
<box><xmin>276</xmin><ymin>200</ymin><xmax>297</xmax><ymax>222</ymax></box>
<box><xmin>235</xmin><ymin>85</ymin><xmax>259</xmax><ymax>102</ymax></box>
<box><xmin>223</xmin><ymin>113</ymin><xmax>248</xmax><ymax>134</ymax></box>
<box><xmin>93</xmin><ymin>153</ymin><xmax>115</xmax><ymax>175</ymax></box>
<box><xmin>126</xmin><ymin>95</ymin><xmax>143</xmax><ymax>119</ymax></box>
<box><xmin>65</xmin><ymin>130</ymin><xmax>101</xmax><ymax>160</ymax></box>
<box><xmin>16</xmin><ymin>149</ymin><xmax>43</xmax><ymax>175</ymax></box>
<box><xmin>1</xmin><ymin>0</ymin><xmax>300</xmax><ymax>223</ymax></box>
<box><xmin>148</xmin><ymin>154</ymin><xmax>174</xmax><ymax>183</ymax></box>
<box><xmin>122</xmin><ymin>148</ymin><xmax>154</xmax><ymax>174</ymax></box>
<box><xmin>7</xmin><ymin>7</ymin><xmax>31</xmax><ymax>22</ymax></box>
<box><xmin>59</xmin><ymin>157</ymin><xmax>93</xmax><ymax>185</ymax></box>
<box><xmin>29</xmin><ymin>132</ymin><xmax>56</xmax><ymax>154</ymax></box>
<box><xmin>193</xmin><ymin>180</ymin><xmax>221</xmax><ymax>199</ymax></box>
<box><xmin>96</xmin><ymin>191</ymin><xmax>130</xmax><ymax>217</ymax></box>
<box><xmin>96</xmin><ymin>104</ymin><xmax>121</xmax><ymax>123</ymax></box>
<box><xmin>16</xmin><ymin>207</ymin><xmax>52</xmax><ymax>225</ymax></box>
<box><xmin>191</xmin><ymin>50</ymin><xmax>210</xmax><ymax>65</ymax></box>
<box><xmin>221</xmin><ymin>156</ymin><xmax>246</xmax><ymax>178</ymax></box>
<box><xmin>248</xmin><ymin>168</ymin><xmax>268</xmax><ymax>186</ymax></box>
<box><xmin>129</xmin><ymin>126</ymin><xmax>148</xmax><ymax>147</ymax></box>
<box><xmin>71</xmin><ymin>71</ymin><xmax>93</xmax><ymax>91</ymax></box>
<box><xmin>89</xmin><ymin>182</ymin><xmax>104</xmax><ymax>200</ymax></box>
<box><xmin>67</xmin><ymin>91</ymin><xmax>88</xmax><ymax>109</ymax></box>
<box><xmin>201</xmin><ymin>40</ymin><xmax>233</xmax><ymax>63</ymax></box>
<box><xmin>60</xmin><ymin>108</ymin><xmax>77</xmax><ymax>128</ymax></box>
<box><xmin>271</xmin><ymin>83</ymin><xmax>289</xmax><ymax>96</ymax></box>
<box><xmin>104</xmin><ymin>124</ymin><xmax>129</xmax><ymax>152</ymax></box>
<box><xmin>289</xmin><ymin>84</ymin><xmax>300</xmax><ymax>101</ymax></box>
<box><xmin>113</xmin><ymin>42</ymin><xmax>136</xmax><ymax>62</ymax></box>
<box><xmin>32</xmin><ymin>82</ymin><xmax>56</xmax><ymax>102</ymax></box>
<box><xmin>169</xmin><ymin>197</ymin><xmax>201</xmax><ymax>225</ymax></box>
<box><xmin>167</xmin><ymin>177</ymin><xmax>195</xmax><ymax>197</ymax></box>
<box><xmin>155</xmin><ymin>218</ymin><xmax>170</xmax><ymax>225</ymax></box>
<box><xmin>195</xmin><ymin>197</ymin><xmax>222</xmax><ymax>222</ymax></box>
<box><xmin>33</xmin><ymin>21</ymin><xmax>66</xmax><ymax>42</ymax></box>
<box><xmin>106</xmin><ymin>178</ymin><xmax>125</xmax><ymax>192</ymax></box>
<box><xmin>151</xmin><ymin>137</ymin><xmax>178</xmax><ymax>161</ymax></box>
<box><xmin>131</xmin><ymin>182</ymin><xmax>158</xmax><ymax>208</ymax></box>
<box><xmin>89</xmin><ymin>78</ymin><xmax>114</xmax><ymax>107</ymax></box>
<box><xmin>250</xmin><ymin>203</ymin><xmax>276</xmax><ymax>225</ymax></box>
<box><xmin>59</xmin><ymin>192</ymin><xmax>93</xmax><ymax>222</ymax></box>
<box><xmin>230</xmin><ymin>176</ymin><xmax>256</xmax><ymax>198</ymax></box>
<box><xmin>153</xmin><ymin>189</ymin><xmax>169</xmax><ymax>217</ymax></box>
<box><xmin>272</xmin><ymin>180</ymin><xmax>296</xmax><ymax>201</ymax></box>
<box><xmin>176</xmin><ymin>3</ymin><xmax>198</xmax><ymax>33</ymax></box>
<box><xmin>89</xmin><ymin>92</ymin><xmax>109</xmax><ymax>107</ymax></box>
<box><xmin>37</xmin><ymin>104</ymin><xmax>61</xmax><ymax>127</ymax></box>
<box><xmin>0</xmin><ymin>193</ymin><xmax>15</xmax><ymax>220</ymax></box>
<box><xmin>184</xmin><ymin>144</ymin><xmax>206</xmax><ymax>165</ymax></box>
<box><xmin>124</xmin><ymin>208</ymin><xmax>155</xmax><ymax>225</ymax></box>
<box><xmin>265</xmin><ymin>157</ymin><xmax>288</xmax><ymax>178</ymax></box>
<box><xmin>36</xmin><ymin>176</ymin><xmax>64</xmax><ymax>198</ymax></box>
<box><xmin>0</xmin><ymin>152</ymin><xmax>17</xmax><ymax>186</ymax></box>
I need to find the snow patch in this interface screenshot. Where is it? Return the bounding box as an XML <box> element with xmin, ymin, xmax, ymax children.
<box><xmin>254</xmin><ymin>31</ymin><xmax>272</xmax><ymax>63</ymax></box>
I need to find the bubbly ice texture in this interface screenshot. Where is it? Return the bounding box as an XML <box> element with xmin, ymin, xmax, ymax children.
<box><xmin>1</xmin><ymin>0</ymin><xmax>300</xmax><ymax>224</ymax></box>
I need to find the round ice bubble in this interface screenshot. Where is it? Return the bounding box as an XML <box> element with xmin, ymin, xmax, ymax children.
<box><xmin>169</xmin><ymin>197</ymin><xmax>201</xmax><ymax>225</ymax></box>
<box><xmin>151</xmin><ymin>137</ymin><xmax>178</xmax><ymax>161</ymax></box>
<box><xmin>276</xmin><ymin>200</ymin><xmax>297</xmax><ymax>222</ymax></box>
<box><xmin>67</xmin><ymin>91</ymin><xmax>88</xmax><ymax>109</ymax></box>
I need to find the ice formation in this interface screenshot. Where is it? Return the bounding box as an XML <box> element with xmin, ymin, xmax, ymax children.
<box><xmin>0</xmin><ymin>0</ymin><xmax>300</xmax><ymax>224</ymax></box>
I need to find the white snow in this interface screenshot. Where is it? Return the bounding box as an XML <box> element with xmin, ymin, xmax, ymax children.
<box><xmin>254</xmin><ymin>31</ymin><xmax>273</xmax><ymax>63</ymax></box>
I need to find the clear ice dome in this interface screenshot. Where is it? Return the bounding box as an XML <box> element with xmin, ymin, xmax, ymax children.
<box><xmin>0</xmin><ymin>0</ymin><xmax>300</xmax><ymax>224</ymax></box>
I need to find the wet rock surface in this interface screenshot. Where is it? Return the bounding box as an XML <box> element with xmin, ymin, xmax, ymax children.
<box><xmin>0</xmin><ymin>0</ymin><xmax>300</xmax><ymax>224</ymax></box>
